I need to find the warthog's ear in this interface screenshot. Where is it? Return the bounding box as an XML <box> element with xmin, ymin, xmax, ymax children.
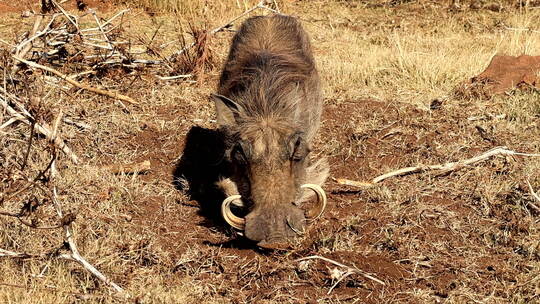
<box><xmin>211</xmin><ymin>94</ymin><xmax>239</xmax><ymax>127</ymax></box>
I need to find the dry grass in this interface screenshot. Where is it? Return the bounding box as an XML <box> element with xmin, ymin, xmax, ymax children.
<box><xmin>1</xmin><ymin>0</ymin><xmax>540</xmax><ymax>303</ymax></box>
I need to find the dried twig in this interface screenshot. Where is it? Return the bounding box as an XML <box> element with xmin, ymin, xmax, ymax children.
<box><xmin>1</xmin><ymin>156</ymin><xmax>55</xmax><ymax>203</ymax></box>
<box><xmin>62</xmin><ymin>117</ymin><xmax>91</xmax><ymax>130</ymax></box>
<box><xmin>21</xmin><ymin>119</ymin><xmax>36</xmax><ymax>170</ymax></box>
<box><xmin>0</xmin><ymin>248</ymin><xmax>36</xmax><ymax>258</ymax></box>
<box><xmin>90</xmin><ymin>9</ymin><xmax>114</xmax><ymax>54</ymax></box>
<box><xmin>156</xmin><ymin>74</ymin><xmax>193</xmax><ymax>81</ymax></box>
<box><xmin>52</xmin><ymin>0</ymin><xmax>80</xmax><ymax>33</ymax></box>
<box><xmin>0</xmin><ymin>95</ymin><xmax>80</xmax><ymax>165</ymax></box>
<box><xmin>526</xmin><ymin>179</ymin><xmax>540</xmax><ymax>212</ymax></box>
<box><xmin>296</xmin><ymin>255</ymin><xmax>385</xmax><ymax>295</ymax></box>
<box><xmin>48</xmin><ymin>112</ymin><xmax>127</xmax><ymax>296</ymax></box>
<box><xmin>337</xmin><ymin>147</ymin><xmax>540</xmax><ymax>188</ymax></box>
<box><xmin>209</xmin><ymin>0</ymin><xmax>268</xmax><ymax>35</ymax></box>
<box><xmin>13</xmin><ymin>56</ymin><xmax>138</xmax><ymax>105</ymax></box>
<box><xmin>67</xmin><ymin>70</ymin><xmax>96</xmax><ymax>80</ymax></box>
<box><xmin>504</xmin><ymin>26</ymin><xmax>540</xmax><ymax>34</ymax></box>
<box><xmin>0</xmin><ymin>117</ymin><xmax>20</xmax><ymax>130</ymax></box>
<box><xmin>81</xmin><ymin>9</ymin><xmax>130</xmax><ymax>31</ymax></box>
<box><xmin>12</xmin><ymin>13</ymin><xmax>46</xmax><ymax>74</ymax></box>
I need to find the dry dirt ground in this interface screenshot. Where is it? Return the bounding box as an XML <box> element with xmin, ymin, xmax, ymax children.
<box><xmin>1</xmin><ymin>0</ymin><xmax>540</xmax><ymax>303</ymax></box>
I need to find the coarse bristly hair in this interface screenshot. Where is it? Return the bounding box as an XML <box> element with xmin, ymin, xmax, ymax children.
<box><xmin>217</xmin><ymin>15</ymin><xmax>318</xmax><ymax>127</ymax></box>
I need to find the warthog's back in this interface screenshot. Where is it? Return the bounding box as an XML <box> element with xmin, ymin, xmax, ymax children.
<box><xmin>217</xmin><ymin>14</ymin><xmax>322</xmax><ymax>142</ymax></box>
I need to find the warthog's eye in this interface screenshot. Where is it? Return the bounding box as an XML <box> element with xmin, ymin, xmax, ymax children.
<box><xmin>290</xmin><ymin>133</ymin><xmax>309</xmax><ymax>162</ymax></box>
<box><xmin>232</xmin><ymin>142</ymin><xmax>249</xmax><ymax>164</ymax></box>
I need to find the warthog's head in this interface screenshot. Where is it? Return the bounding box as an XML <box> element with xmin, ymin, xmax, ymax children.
<box><xmin>213</xmin><ymin>93</ymin><xmax>326</xmax><ymax>249</ymax></box>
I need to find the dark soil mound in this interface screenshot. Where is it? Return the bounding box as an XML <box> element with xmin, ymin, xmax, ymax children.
<box><xmin>456</xmin><ymin>54</ymin><xmax>540</xmax><ymax>98</ymax></box>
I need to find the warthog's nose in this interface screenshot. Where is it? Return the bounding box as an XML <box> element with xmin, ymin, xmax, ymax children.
<box><xmin>242</xmin><ymin>203</ymin><xmax>306</xmax><ymax>248</ymax></box>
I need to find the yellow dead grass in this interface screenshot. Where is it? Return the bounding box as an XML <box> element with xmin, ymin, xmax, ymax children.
<box><xmin>1</xmin><ymin>0</ymin><xmax>540</xmax><ymax>303</ymax></box>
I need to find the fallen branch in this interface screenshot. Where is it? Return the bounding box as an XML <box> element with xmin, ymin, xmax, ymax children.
<box><xmin>81</xmin><ymin>9</ymin><xmax>130</xmax><ymax>31</ymax></box>
<box><xmin>90</xmin><ymin>9</ymin><xmax>114</xmax><ymax>54</ymax></box>
<box><xmin>12</xmin><ymin>56</ymin><xmax>138</xmax><ymax>105</ymax></box>
<box><xmin>62</xmin><ymin>117</ymin><xmax>91</xmax><ymax>130</ymax></box>
<box><xmin>49</xmin><ymin>112</ymin><xmax>127</xmax><ymax>297</ymax></box>
<box><xmin>0</xmin><ymin>248</ymin><xmax>35</xmax><ymax>259</ymax></box>
<box><xmin>0</xmin><ymin>117</ymin><xmax>20</xmax><ymax>130</ymax></box>
<box><xmin>337</xmin><ymin>147</ymin><xmax>540</xmax><ymax>188</ymax></box>
<box><xmin>296</xmin><ymin>255</ymin><xmax>385</xmax><ymax>294</ymax></box>
<box><xmin>0</xmin><ymin>95</ymin><xmax>80</xmax><ymax>165</ymax></box>
<box><xmin>100</xmin><ymin>160</ymin><xmax>151</xmax><ymax>175</ymax></box>
<box><xmin>156</xmin><ymin>74</ymin><xmax>193</xmax><ymax>81</ymax></box>
<box><xmin>12</xmin><ymin>13</ymin><xmax>46</xmax><ymax>74</ymax></box>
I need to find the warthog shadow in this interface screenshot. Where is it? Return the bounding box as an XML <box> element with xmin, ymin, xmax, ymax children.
<box><xmin>173</xmin><ymin>126</ymin><xmax>229</xmax><ymax>227</ymax></box>
<box><xmin>173</xmin><ymin>126</ymin><xmax>261</xmax><ymax>249</ymax></box>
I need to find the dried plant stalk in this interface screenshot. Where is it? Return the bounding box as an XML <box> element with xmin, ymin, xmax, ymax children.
<box><xmin>0</xmin><ymin>96</ymin><xmax>80</xmax><ymax>165</ymax></box>
<box><xmin>337</xmin><ymin>147</ymin><xmax>540</xmax><ymax>188</ymax></box>
<box><xmin>13</xmin><ymin>56</ymin><xmax>138</xmax><ymax>105</ymax></box>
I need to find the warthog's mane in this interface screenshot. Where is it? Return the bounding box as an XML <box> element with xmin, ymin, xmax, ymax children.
<box><xmin>218</xmin><ymin>13</ymin><xmax>316</xmax><ymax>121</ymax></box>
<box><xmin>221</xmin><ymin>51</ymin><xmax>314</xmax><ymax>122</ymax></box>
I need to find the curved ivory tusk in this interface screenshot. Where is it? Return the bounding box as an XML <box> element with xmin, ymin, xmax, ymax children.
<box><xmin>221</xmin><ymin>195</ymin><xmax>246</xmax><ymax>230</ymax></box>
<box><xmin>301</xmin><ymin>184</ymin><xmax>327</xmax><ymax>219</ymax></box>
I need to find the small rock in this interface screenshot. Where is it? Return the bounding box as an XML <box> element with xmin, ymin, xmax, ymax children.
<box><xmin>297</xmin><ymin>260</ymin><xmax>311</xmax><ymax>272</ymax></box>
<box><xmin>21</xmin><ymin>10</ymin><xmax>33</xmax><ymax>18</ymax></box>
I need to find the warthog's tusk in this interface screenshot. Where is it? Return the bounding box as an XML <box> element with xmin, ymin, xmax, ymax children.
<box><xmin>301</xmin><ymin>184</ymin><xmax>327</xmax><ymax>219</ymax></box>
<box><xmin>222</xmin><ymin>185</ymin><xmax>326</xmax><ymax>229</ymax></box>
<box><xmin>221</xmin><ymin>195</ymin><xmax>246</xmax><ymax>230</ymax></box>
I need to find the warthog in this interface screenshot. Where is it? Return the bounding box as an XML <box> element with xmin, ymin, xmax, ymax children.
<box><xmin>212</xmin><ymin>14</ymin><xmax>329</xmax><ymax>248</ymax></box>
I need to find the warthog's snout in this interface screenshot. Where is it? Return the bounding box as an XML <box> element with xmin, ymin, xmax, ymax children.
<box><xmin>221</xmin><ymin>184</ymin><xmax>327</xmax><ymax>248</ymax></box>
<box><xmin>245</xmin><ymin>203</ymin><xmax>306</xmax><ymax>249</ymax></box>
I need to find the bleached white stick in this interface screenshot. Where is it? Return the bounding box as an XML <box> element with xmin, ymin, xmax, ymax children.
<box><xmin>337</xmin><ymin>147</ymin><xmax>540</xmax><ymax>188</ymax></box>
<box><xmin>296</xmin><ymin>255</ymin><xmax>385</xmax><ymax>293</ymax></box>
<box><xmin>49</xmin><ymin>112</ymin><xmax>126</xmax><ymax>296</ymax></box>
